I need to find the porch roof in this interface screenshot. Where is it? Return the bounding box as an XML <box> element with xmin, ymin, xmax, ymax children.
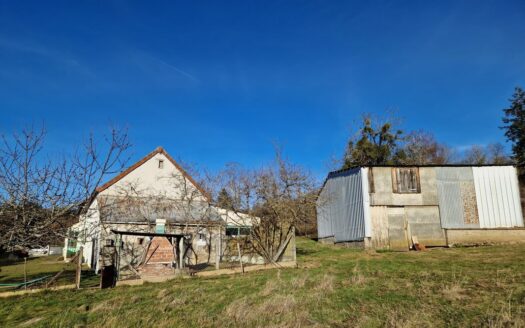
<box><xmin>110</xmin><ymin>229</ymin><xmax>185</xmax><ymax>238</ymax></box>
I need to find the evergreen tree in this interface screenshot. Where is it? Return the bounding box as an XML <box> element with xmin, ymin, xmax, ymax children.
<box><xmin>216</xmin><ymin>188</ymin><xmax>235</xmax><ymax>210</ymax></box>
<box><xmin>502</xmin><ymin>87</ymin><xmax>525</xmax><ymax>167</ymax></box>
<box><xmin>343</xmin><ymin>116</ymin><xmax>404</xmax><ymax>169</ymax></box>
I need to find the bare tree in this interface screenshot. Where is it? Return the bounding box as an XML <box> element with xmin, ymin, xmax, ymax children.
<box><xmin>212</xmin><ymin>147</ymin><xmax>318</xmax><ymax>264</ymax></box>
<box><xmin>461</xmin><ymin>143</ymin><xmax>510</xmax><ymax>165</ymax></box>
<box><xmin>462</xmin><ymin>145</ymin><xmax>487</xmax><ymax>165</ymax></box>
<box><xmin>399</xmin><ymin>131</ymin><xmax>452</xmax><ymax>165</ymax></box>
<box><xmin>0</xmin><ymin>125</ymin><xmax>131</xmax><ymax>252</ymax></box>
<box><xmin>486</xmin><ymin>143</ymin><xmax>511</xmax><ymax>165</ymax></box>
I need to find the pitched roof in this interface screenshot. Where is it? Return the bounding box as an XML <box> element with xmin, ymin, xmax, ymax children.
<box><xmin>95</xmin><ymin>146</ymin><xmax>211</xmax><ymax>201</ymax></box>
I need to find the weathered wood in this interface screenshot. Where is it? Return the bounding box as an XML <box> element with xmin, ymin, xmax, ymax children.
<box><xmin>179</xmin><ymin>237</ymin><xmax>185</xmax><ymax>269</ymax></box>
<box><xmin>143</xmin><ymin>244</ymin><xmax>159</xmax><ymax>265</ymax></box>
<box><xmin>23</xmin><ymin>258</ymin><xmax>27</xmax><ymax>290</ymax></box>
<box><xmin>215</xmin><ymin>234</ymin><xmax>221</xmax><ymax>270</ymax></box>
<box><xmin>45</xmin><ymin>269</ymin><xmax>65</xmax><ymax>288</ymax></box>
<box><xmin>75</xmin><ymin>247</ymin><xmax>83</xmax><ymax>289</ymax></box>
<box><xmin>237</xmin><ymin>241</ymin><xmax>244</xmax><ymax>274</ymax></box>
<box><xmin>272</xmin><ymin>229</ymin><xmax>294</xmax><ymax>263</ymax></box>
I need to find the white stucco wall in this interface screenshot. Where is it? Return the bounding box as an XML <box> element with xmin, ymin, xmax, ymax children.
<box><xmin>101</xmin><ymin>153</ymin><xmax>207</xmax><ymax>201</ymax></box>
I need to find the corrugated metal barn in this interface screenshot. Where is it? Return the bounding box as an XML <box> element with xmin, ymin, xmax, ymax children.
<box><xmin>317</xmin><ymin>165</ymin><xmax>525</xmax><ymax>250</ymax></box>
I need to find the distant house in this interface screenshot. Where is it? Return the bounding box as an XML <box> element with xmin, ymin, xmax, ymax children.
<box><xmin>64</xmin><ymin>147</ymin><xmax>261</xmax><ymax>281</ymax></box>
<box><xmin>317</xmin><ymin>165</ymin><xmax>525</xmax><ymax>250</ymax></box>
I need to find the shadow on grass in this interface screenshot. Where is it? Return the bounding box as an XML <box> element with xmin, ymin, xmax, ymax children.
<box><xmin>296</xmin><ymin>248</ymin><xmax>319</xmax><ymax>256</ymax></box>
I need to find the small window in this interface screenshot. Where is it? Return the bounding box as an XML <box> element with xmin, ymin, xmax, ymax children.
<box><xmin>392</xmin><ymin>168</ymin><xmax>420</xmax><ymax>193</ymax></box>
<box><xmin>226</xmin><ymin>227</ymin><xmax>238</xmax><ymax>236</ymax></box>
<box><xmin>226</xmin><ymin>226</ymin><xmax>250</xmax><ymax>237</ymax></box>
<box><xmin>198</xmin><ymin>233</ymin><xmax>206</xmax><ymax>241</ymax></box>
<box><xmin>158</xmin><ymin>159</ymin><xmax>164</xmax><ymax>169</ymax></box>
<box><xmin>239</xmin><ymin>227</ymin><xmax>251</xmax><ymax>236</ymax></box>
<box><xmin>137</xmin><ymin>238</ymin><xmax>144</xmax><ymax>245</ymax></box>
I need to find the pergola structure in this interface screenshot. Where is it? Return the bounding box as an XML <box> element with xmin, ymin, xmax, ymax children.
<box><xmin>110</xmin><ymin>229</ymin><xmax>187</xmax><ymax>280</ymax></box>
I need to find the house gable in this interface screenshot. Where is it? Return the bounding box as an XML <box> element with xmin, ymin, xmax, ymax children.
<box><xmin>96</xmin><ymin>147</ymin><xmax>210</xmax><ymax>201</ymax></box>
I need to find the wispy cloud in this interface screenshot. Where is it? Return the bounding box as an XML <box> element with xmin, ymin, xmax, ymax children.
<box><xmin>0</xmin><ymin>36</ymin><xmax>96</xmax><ymax>79</ymax></box>
<box><xmin>148</xmin><ymin>55</ymin><xmax>199</xmax><ymax>82</ymax></box>
<box><xmin>129</xmin><ymin>50</ymin><xmax>200</xmax><ymax>84</ymax></box>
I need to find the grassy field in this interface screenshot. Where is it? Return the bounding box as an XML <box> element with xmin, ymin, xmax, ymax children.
<box><xmin>0</xmin><ymin>255</ymin><xmax>99</xmax><ymax>290</ymax></box>
<box><xmin>0</xmin><ymin>238</ymin><xmax>524</xmax><ymax>327</ymax></box>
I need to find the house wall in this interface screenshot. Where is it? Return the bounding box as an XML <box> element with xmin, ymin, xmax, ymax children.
<box><xmin>66</xmin><ymin>199</ymin><xmax>101</xmax><ymax>268</ymax></box>
<box><xmin>97</xmin><ymin>223</ymin><xmax>223</xmax><ymax>278</ymax></box>
<box><xmin>101</xmin><ymin>153</ymin><xmax>206</xmax><ymax>201</ymax></box>
<box><xmin>96</xmin><ymin>222</ymin><xmax>283</xmax><ymax>279</ymax></box>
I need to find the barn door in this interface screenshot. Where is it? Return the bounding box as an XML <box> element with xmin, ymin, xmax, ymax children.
<box><xmin>387</xmin><ymin>207</ymin><xmax>409</xmax><ymax>251</ymax></box>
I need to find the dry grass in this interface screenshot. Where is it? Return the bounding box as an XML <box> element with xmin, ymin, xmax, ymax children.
<box><xmin>1</xmin><ymin>238</ymin><xmax>525</xmax><ymax>327</ymax></box>
<box><xmin>441</xmin><ymin>283</ymin><xmax>467</xmax><ymax>301</ymax></box>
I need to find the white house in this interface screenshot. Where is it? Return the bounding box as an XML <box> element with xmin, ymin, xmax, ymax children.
<box><xmin>64</xmin><ymin>147</ymin><xmax>257</xmax><ymax>277</ymax></box>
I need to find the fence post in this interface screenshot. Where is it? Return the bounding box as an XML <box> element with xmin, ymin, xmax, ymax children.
<box><xmin>24</xmin><ymin>258</ymin><xmax>27</xmax><ymax>290</ymax></box>
<box><xmin>75</xmin><ymin>246</ymin><xmax>83</xmax><ymax>289</ymax></box>
<box><xmin>215</xmin><ymin>234</ymin><xmax>221</xmax><ymax>270</ymax></box>
<box><xmin>237</xmin><ymin>241</ymin><xmax>244</xmax><ymax>274</ymax></box>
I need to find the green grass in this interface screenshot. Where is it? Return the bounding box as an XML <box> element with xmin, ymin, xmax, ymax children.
<box><xmin>0</xmin><ymin>256</ymin><xmax>98</xmax><ymax>290</ymax></box>
<box><xmin>1</xmin><ymin>238</ymin><xmax>524</xmax><ymax>327</ymax></box>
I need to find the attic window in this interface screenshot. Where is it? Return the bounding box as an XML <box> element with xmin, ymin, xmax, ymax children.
<box><xmin>392</xmin><ymin>168</ymin><xmax>420</xmax><ymax>193</ymax></box>
<box><xmin>158</xmin><ymin>159</ymin><xmax>164</xmax><ymax>169</ymax></box>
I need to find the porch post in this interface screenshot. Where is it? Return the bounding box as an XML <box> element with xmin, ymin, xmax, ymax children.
<box><xmin>179</xmin><ymin>237</ymin><xmax>185</xmax><ymax>269</ymax></box>
<box><xmin>215</xmin><ymin>232</ymin><xmax>221</xmax><ymax>270</ymax></box>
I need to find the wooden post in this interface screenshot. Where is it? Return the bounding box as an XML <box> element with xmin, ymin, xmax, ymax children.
<box><xmin>237</xmin><ymin>241</ymin><xmax>244</xmax><ymax>274</ymax></box>
<box><xmin>75</xmin><ymin>246</ymin><xmax>83</xmax><ymax>289</ymax></box>
<box><xmin>23</xmin><ymin>258</ymin><xmax>27</xmax><ymax>290</ymax></box>
<box><xmin>179</xmin><ymin>237</ymin><xmax>184</xmax><ymax>269</ymax></box>
<box><xmin>215</xmin><ymin>234</ymin><xmax>221</xmax><ymax>270</ymax></box>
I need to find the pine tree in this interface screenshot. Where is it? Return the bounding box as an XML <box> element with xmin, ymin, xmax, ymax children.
<box><xmin>501</xmin><ymin>87</ymin><xmax>525</xmax><ymax>168</ymax></box>
<box><xmin>216</xmin><ymin>188</ymin><xmax>235</xmax><ymax>210</ymax></box>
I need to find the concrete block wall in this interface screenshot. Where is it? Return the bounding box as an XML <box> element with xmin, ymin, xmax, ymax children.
<box><xmin>369</xmin><ymin>167</ymin><xmax>439</xmax><ymax>207</ymax></box>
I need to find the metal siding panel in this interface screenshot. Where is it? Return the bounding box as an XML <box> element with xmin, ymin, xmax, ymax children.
<box><xmin>361</xmin><ymin>168</ymin><xmax>372</xmax><ymax>238</ymax></box>
<box><xmin>473</xmin><ymin>167</ymin><xmax>524</xmax><ymax>228</ymax></box>
<box><xmin>316</xmin><ymin>169</ymin><xmax>366</xmax><ymax>242</ymax></box>
<box><xmin>436</xmin><ymin>167</ymin><xmax>479</xmax><ymax>228</ymax></box>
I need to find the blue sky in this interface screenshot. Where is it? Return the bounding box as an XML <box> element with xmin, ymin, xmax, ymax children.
<box><xmin>1</xmin><ymin>1</ymin><xmax>524</xmax><ymax>179</ymax></box>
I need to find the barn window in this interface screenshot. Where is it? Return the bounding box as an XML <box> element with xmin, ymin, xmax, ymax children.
<box><xmin>158</xmin><ymin>159</ymin><xmax>164</xmax><ymax>169</ymax></box>
<box><xmin>392</xmin><ymin>167</ymin><xmax>420</xmax><ymax>193</ymax></box>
